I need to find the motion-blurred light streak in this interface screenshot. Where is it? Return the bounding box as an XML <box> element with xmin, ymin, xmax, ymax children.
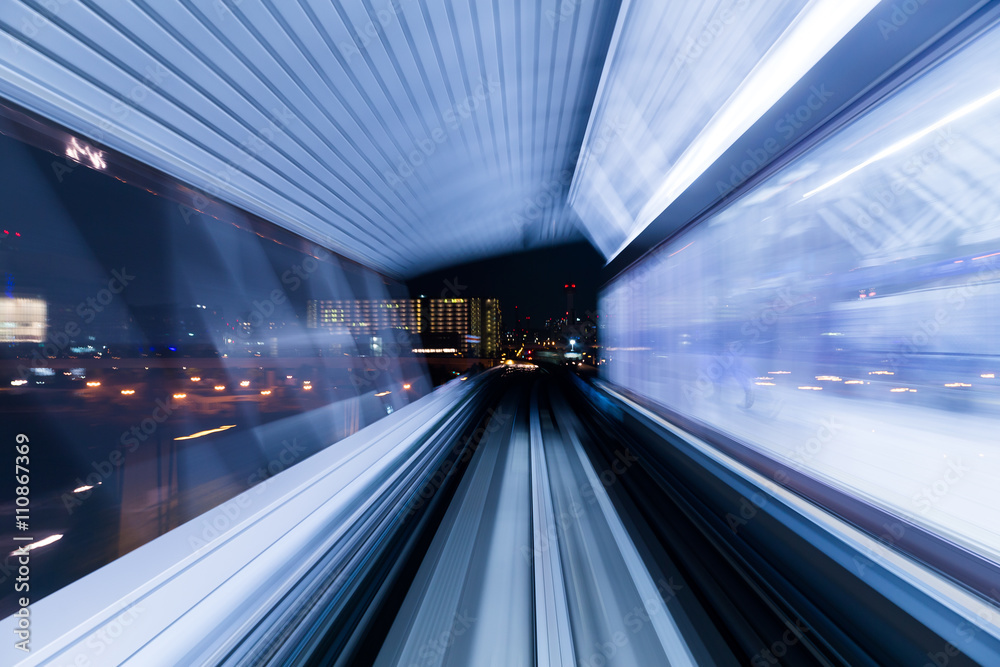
<box><xmin>174</xmin><ymin>425</ymin><xmax>237</xmax><ymax>441</ymax></box>
<box><xmin>570</xmin><ymin>0</ymin><xmax>880</xmax><ymax>258</ymax></box>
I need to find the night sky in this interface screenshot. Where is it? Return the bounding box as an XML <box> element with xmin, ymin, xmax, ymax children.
<box><xmin>407</xmin><ymin>241</ymin><xmax>605</xmax><ymax>329</ymax></box>
<box><xmin>0</xmin><ymin>130</ymin><xmax>366</xmax><ymax>320</ymax></box>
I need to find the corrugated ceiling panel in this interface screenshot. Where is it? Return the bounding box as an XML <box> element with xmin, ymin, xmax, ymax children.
<box><xmin>0</xmin><ymin>0</ymin><xmax>621</xmax><ymax>276</ymax></box>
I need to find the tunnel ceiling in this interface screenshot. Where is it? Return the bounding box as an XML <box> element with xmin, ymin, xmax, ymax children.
<box><xmin>0</xmin><ymin>0</ymin><xmax>623</xmax><ymax>277</ymax></box>
<box><xmin>0</xmin><ymin>1</ymin><xmax>939</xmax><ymax>278</ymax></box>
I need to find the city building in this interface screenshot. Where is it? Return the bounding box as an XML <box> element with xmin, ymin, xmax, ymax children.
<box><xmin>0</xmin><ymin>295</ymin><xmax>47</xmax><ymax>343</ymax></box>
<box><xmin>307</xmin><ymin>297</ymin><xmax>501</xmax><ymax>357</ymax></box>
<box><xmin>307</xmin><ymin>298</ymin><xmax>423</xmax><ymax>334</ymax></box>
<box><xmin>564</xmin><ymin>282</ymin><xmax>576</xmax><ymax>322</ymax></box>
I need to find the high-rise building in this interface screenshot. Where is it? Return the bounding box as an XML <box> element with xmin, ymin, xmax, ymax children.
<box><xmin>478</xmin><ymin>298</ymin><xmax>501</xmax><ymax>358</ymax></box>
<box><xmin>0</xmin><ymin>295</ymin><xmax>47</xmax><ymax>343</ymax></box>
<box><xmin>563</xmin><ymin>283</ymin><xmax>576</xmax><ymax>322</ymax></box>
<box><xmin>306</xmin><ymin>297</ymin><xmax>501</xmax><ymax>357</ymax></box>
<box><xmin>306</xmin><ymin>299</ymin><xmax>423</xmax><ymax>334</ymax></box>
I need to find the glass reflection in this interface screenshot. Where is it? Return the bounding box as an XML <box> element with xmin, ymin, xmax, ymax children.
<box><xmin>602</xmin><ymin>21</ymin><xmax>1000</xmax><ymax>563</ymax></box>
<box><xmin>0</xmin><ymin>118</ymin><xmax>430</xmax><ymax>615</ymax></box>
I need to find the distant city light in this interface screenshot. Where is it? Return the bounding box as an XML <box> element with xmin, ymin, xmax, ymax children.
<box><xmin>239</xmin><ymin>380</ymin><xmax>250</xmax><ymax>387</ymax></box>
<box><xmin>120</xmin><ymin>389</ymin><xmax>135</xmax><ymax>395</ymax></box>
<box><xmin>260</xmin><ymin>390</ymin><xmax>272</xmax><ymax>396</ymax></box>
<box><xmin>190</xmin><ymin>377</ymin><xmax>201</xmax><ymax>382</ymax></box>
<box><xmin>402</xmin><ymin>383</ymin><xmax>411</xmax><ymax>390</ymax></box>
<box><xmin>214</xmin><ymin>385</ymin><xmax>225</xmax><ymax>391</ymax></box>
<box><xmin>173</xmin><ymin>393</ymin><xmax>187</xmax><ymax>399</ymax></box>
<box><xmin>85</xmin><ymin>381</ymin><xmax>101</xmax><ymax>387</ymax></box>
